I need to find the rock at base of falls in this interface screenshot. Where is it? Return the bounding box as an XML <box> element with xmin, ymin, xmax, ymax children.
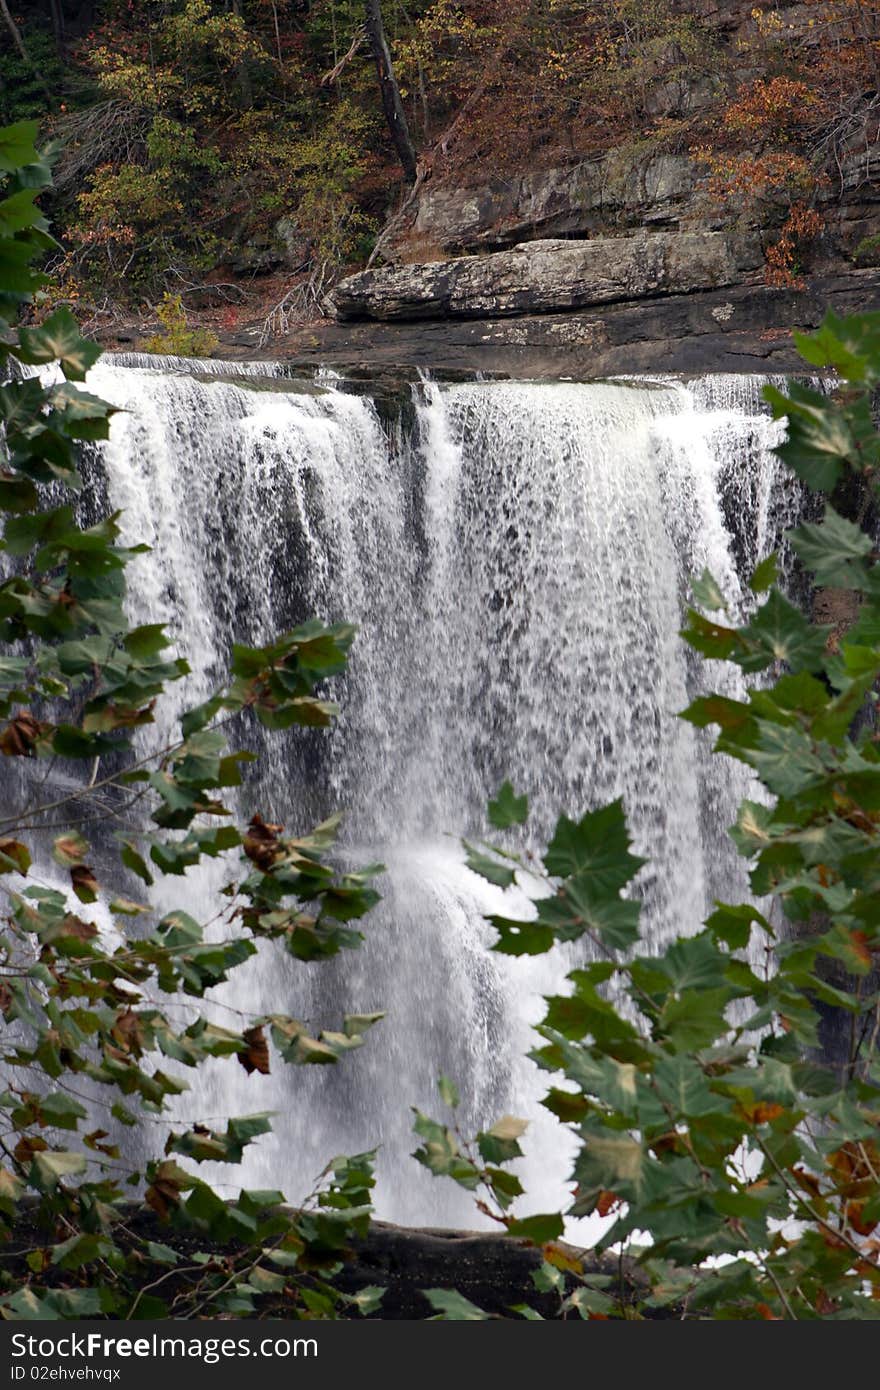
<box><xmin>8</xmin><ymin>1202</ymin><xmax>659</xmax><ymax>1318</ymax></box>
<box><xmin>335</xmin><ymin>1222</ymin><xmax>653</xmax><ymax>1318</ymax></box>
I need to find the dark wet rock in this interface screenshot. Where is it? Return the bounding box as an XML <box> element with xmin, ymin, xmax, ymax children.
<box><xmin>334</xmin><ymin>1221</ymin><xmax>649</xmax><ymax>1320</ymax></box>
<box><xmin>255</xmin><ymin>268</ymin><xmax>880</xmax><ymax>379</ymax></box>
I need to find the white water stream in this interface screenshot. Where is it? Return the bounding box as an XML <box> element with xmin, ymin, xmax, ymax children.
<box><xmin>62</xmin><ymin>360</ymin><xmax>802</xmax><ymax>1226</ymax></box>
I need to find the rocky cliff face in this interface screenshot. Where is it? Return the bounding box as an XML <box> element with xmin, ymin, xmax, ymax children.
<box><xmin>308</xmin><ymin>0</ymin><xmax>880</xmax><ymax>374</ymax></box>
<box><xmin>404</xmin><ymin>152</ymin><xmax>704</xmax><ymax>257</ymax></box>
<box><xmin>102</xmin><ymin>0</ymin><xmax>880</xmax><ymax>375</ymax></box>
<box><xmin>386</xmin><ymin>145</ymin><xmax>879</xmax><ymax>270</ymax></box>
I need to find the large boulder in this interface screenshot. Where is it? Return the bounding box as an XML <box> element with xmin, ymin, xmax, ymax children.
<box><xmin>332</xmin><ymin>230</ymin><xmax>761</xmax><ymax>322</ymax></box>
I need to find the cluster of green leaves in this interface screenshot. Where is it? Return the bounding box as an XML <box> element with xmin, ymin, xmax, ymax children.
<box><xmin>0</xmin><ymin>121</ymin><xmax>385</xmax><ymax>1320</ymax></box>
<box><xmin>419</xmin><ymin>313</ymin><xmax>880</xmax><ymax>1320</ymax></box>
<box><xmin>0</xmin><ymin>24</ymin><xmax>67</xmax><ymax>127</ymax></box>
<box><xmin>50</xmin><ymin>0</ymin><xmax>383</xmax><ymax>301</ymax></box>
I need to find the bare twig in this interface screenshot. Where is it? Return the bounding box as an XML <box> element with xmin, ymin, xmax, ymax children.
<box><xmin>321</xmin><ymin>27</ymin><xmax>365</xmax><ymax>87</ymax></box>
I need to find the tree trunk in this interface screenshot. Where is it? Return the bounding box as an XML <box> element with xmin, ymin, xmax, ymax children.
<box><xmin>365</xmin><ymin>0</ymin><xmax>417</xmax><ymax>184</ymax></box>
<box><xmin>229</xmin><ymin>0</ymin><xmax>254</xmax><ymax>107</ymax></box>
<box><xmin>48</xmin><ymin>0</ymin><xmax>66</xmax><ymax>59</ymax></box>
<box><xmin>0</xmin><ymin>0</ymin><xmax>52</xmax><ymax>99</ymax></box>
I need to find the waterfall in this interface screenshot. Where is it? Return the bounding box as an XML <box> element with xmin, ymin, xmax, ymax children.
<box><xmin>55</xmin><ymin>360</ymin><xmax>798</xmax><ymax>1228</ymax></box>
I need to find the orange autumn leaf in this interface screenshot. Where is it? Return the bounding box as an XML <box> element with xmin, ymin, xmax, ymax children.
<box><xmin>756</xmin><ymin>1302</ymin><xmax>780</xmax><ymax>1320</ymax></box>
<box><xmin>848</xmin><ymin>930</ymin><xmax>873</xmax><ymax>969</ymax></box>
<box><xmin>846</xmin><ymin>1201</ymin><xmax>879</xmax><ymax>1237</ymax></box>
<box><xmin>739</xmin><ymin>1101</ymin><xmax>785</xmax><ymax>1124</ymax></box>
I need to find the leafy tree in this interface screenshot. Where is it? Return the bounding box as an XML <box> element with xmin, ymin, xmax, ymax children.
<box><xmin>417</xmin><ymin>313</ymin><xmax>880</xmax><ymax>1320</ymax></box>
<box><xmin>0</xmin><ymin>119</ymin><xmax>384</xmax><ymax>1320</ymax></box>
<box><xmin>141</xmin><ymin>291</ymin><xmax>219</xmax><ymax>356</ymax></box>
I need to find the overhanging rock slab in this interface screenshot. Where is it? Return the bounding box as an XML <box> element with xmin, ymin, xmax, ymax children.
<box><xmin>332</xmin><ymin>231</ymin><xmax>761</xmax><ymax>322</ymax></box>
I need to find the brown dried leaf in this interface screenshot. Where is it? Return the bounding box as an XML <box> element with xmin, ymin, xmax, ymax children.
<box><xmin>0</xmin><ymin>838</ymin><xmax>31</xmax><ymax>874</ymax></box>
<box><xmin>59</xmin><ymin>914</ymin><xmax>98</xmax><ymax>942</ymax></box>
<box><xmin>70</xmin><ymin>864</ymin><xmax>98</xmax><ymax>903</ymax></box>
<box><xmin>0</xmin><ymin>712</ymin><xmax>43</xmax><ymax>757</ymax></box>
<box><xmin>243</xmin><ymin>814</ymin><xmax>284</xmax><ymax>871</ymax></box>
<box><xmin>112</xmin><ymin>1008</ymin><xmax>144</xmax><ymax>1054</ymax></box>
<box><xmin>238</xmin><ymin>1024</ymin><xmax>270</xmax><ymax>1076</ymax></box>
<box><xmin>13</xmin><ymin>1135</ymin><xmax>47</xmax><ymax>1165</ymax></box>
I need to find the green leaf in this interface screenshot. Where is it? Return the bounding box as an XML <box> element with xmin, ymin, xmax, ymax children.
<box><xmin>659</xmin><ymin>988</ymin><xmax>730</xmax><ymax>1050</ymax></box>
<box><xmin>411</xmin><ymin>1110</ymin><xmax>480</xmax><ymax>1188</ymax></box>
<box><xmin>145</xmin><ymin>1241</ymin><xmax>181</xmax><ymax>1265</ymax></box>
<box><xmin>50</xmin><ymin>1233</ymin><xmax>107</xmax><ymax>1270</ymax></box>
<box><xmin>705</xmin><ymin>902</ymin><xmax>773</xmax><ymax>950</ymax></box>
<box><xmin>730</xmin><ymin>800</ymin><xmax>775</xmax><ymax>856</ymax></box>
<box><xmin>541</xmin><ymin>875</ymin><xmax>642</xmax><ymax>952</ymax></box>
<box><xmin>438</xmin><ymin>1075</ymin><xmax>459</xmax><ymax>1109</ymax></box>
<box><xmin>691</xmin><ymin>568</ymin><xmax>727</xmax><ymax>613</ymax></box>
<box><xmin>0</xmin><ymin>121</ymin><xmax>40</xmax><ymax>173</ymax></box>
<box><xmin>655</xmin><ymin>934</ymin><xmax>728</xmax><ymax>993</ymax></box>
<box><xmin>490</xmin><ymin>914</ymin><xmax>554</xmax><ymax>956</ymax></box>
<box><xmin>39</xmin><ymin>1092</ymin><xmax>87</xmax><ymax>1130</ymax></box>
<box><xmin>744</xmin><ymin>721</ymin><xmax>827</xmax><ymax>798</ymax></box>
<box><xmin>532</xmin><ymin>1259</ymin><xmax>566</xmax><ymax>1293</ymax></box>
<box><xmin>16</xmin><ymin>308</ymin><xmax>102</xmax><ymax>382</ymax></box>
<box><xmin>652</xmin><ymin>1055</ymin><xmax>727</xmax><ymax>1119</ymax></box>
<box><xmin>343</xmin><ymin>1011</ymin><xmax>385</xmax><ymax>1038</ymax></box>
<box><xmin>792</xmin><ymin>311</ymin><xmax>880</xmax><ymax>388</ymax></box>
<box><xmin>478</xmin><ymin>1114</ymin><xmax>528</xmax><ymax>1163</ymax></box>
<box><xmin>681</xmin><ymin>611</ymin><xmax>738</xmax><ymax>661</ymax></box>
<box><xmin>45</xmin><ymin>1288</ymin><xmax>102</xmax><ymax>1318</ymax></box>
<box><xmin>488</xmin><ymin>780</ymin><xmax>529</xmax><ymax>829</ymax></box>
<box><xmin>739</xmin><ymin>588</ymin><xmax>830</xmax><ymax>674</ymax></box>
<box><xmin>544</xmin><ymin>798</ymin><xmax>644</xmax><ymax>889</ymax></box>
<box><xmin>349</xmin><ymin>1285</ymin><xmax>385</xmax><ymax>1316</ymax></box>
<box><xmin>763</xmin><ymin>381</ymin><xmax>874</xmax><ymax>493</ymax></box>
<box><xmin>119</xmin><ymin>839</ymin><xmax>153</xmax><ymax>884</ymax></box>
<box><xmin>1</xmin><ymin>1287</ymin><xmax>59</xmax><ymax>1320</ymax></box>
<box><xmin>790</xmin><ymin>505</ymin><xmax>873</xmax><ymax>589</ymax></box>
<box><xmin>573</xmin><ymin>1132</ymin><xmax>649</xmax><ymax>1208</ymax></box>
<box><xmin>749</xmin><ymin>554</ymin><xmax>778</xmax><ymax>593</ymax></box>
<box><xmin>31</xmin><ymin>1150</ymin><xmax>87</xmax><ymax>1190</ymax></box>
<box><xmin>564</xmin><ymin>1285</ymin><xmax>616</xmax><ymax>1318</ymax></box>
<box><xmin>507</xmin><ymin>1212</ymin><xmax>564</xmax><ymax>1244</ymax></box>
<box><xmin>462</xmin><ymin>840</ymin><xmax>515</xmax><ymax>888</ymax></box>
<box><xmin>424</xmin><ymin>1289</ymin><xmax>489</xmax><ymax>1320</ymax></box>
<box><xmin>0</xmin><ymin>242</ymin><xmax>43</xmax><ymax>296</ymax></box>
<box><xmin>0</xmin><ymin>188</ymin><xmax>43</xmax><ymax>238</ymax></box>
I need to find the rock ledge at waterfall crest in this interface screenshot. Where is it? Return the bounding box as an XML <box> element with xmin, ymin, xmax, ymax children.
<box><xmin>332</xmin><ymin>230</ymin><xmax>761</xmax><ymax>323</ymax></box>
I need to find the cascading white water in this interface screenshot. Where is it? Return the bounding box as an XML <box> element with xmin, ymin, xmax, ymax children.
<box><xmin>68</xmin><ymin>359</ymin><xmax>799</xmax><ymax>1227</ymax></box>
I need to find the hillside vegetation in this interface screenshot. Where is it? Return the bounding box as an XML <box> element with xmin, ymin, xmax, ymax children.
<box><xmin>2</xmin><ymin>1</ymin><xmax>880</xmax><ymax>333</ymax></box>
